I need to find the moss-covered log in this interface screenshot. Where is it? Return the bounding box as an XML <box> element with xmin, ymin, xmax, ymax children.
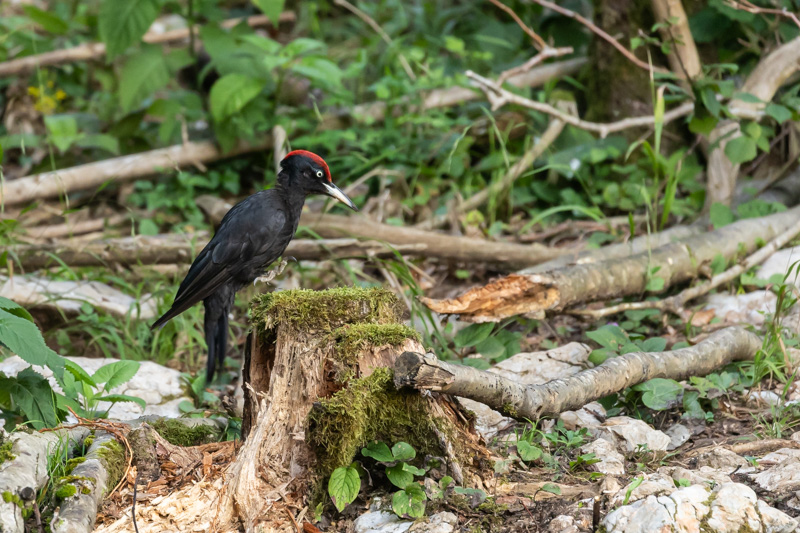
<box><xmin>228</xmin><ymin>287</ymin><xmax>488</xmax><ymax>531</ymax></box>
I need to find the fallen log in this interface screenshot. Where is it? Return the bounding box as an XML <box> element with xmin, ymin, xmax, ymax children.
<box><xmin>0</xmin><ymin>59</ymin><xmax>584</xmax><ymax>207</ymax></box>
<box><xmin>8</xmin><ymin>219</ymin><xmax>563</xmax><ymax>270</ymax></box>
<box><xmin>394</xmin><ymin>326</ymin><xmax>761</xmax><ymax>419</ymax></box>
<box><xmin>0</xmin><ymin>13</ymin><xmax>297</xmax><ymax>78</ymax></box>
<box><xmin>0</xmin><ymin>427</ymin><xmax>91</xmax><ymax>533</ymax></box>
<box><xmin>422</xmin><ymin>205</ymin><xmax>800</xmax><ymax>322</ymax></box>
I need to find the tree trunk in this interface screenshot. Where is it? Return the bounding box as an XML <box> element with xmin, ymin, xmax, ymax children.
<box><xmin>229</xmin><ymin>288</ymin><xmax>488</xmax><ymax>530</ymax></box>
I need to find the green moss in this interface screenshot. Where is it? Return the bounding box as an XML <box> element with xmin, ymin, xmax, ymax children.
<box><xmin>97</xmin><ymin>439</ymin><xmax>125</xmax><ymax>494</ymax></box>
<box><xmin>330</xmin><ymin>323</ymin><xmax>421</xmax><ymax>381</ymax></box>
<box><xmin>251</xmin><ymin>287</ymin><xmax>403</xmax><ymax>333</ymax></box>
<box><xmin>55</xmin><ymin>484</ymin><xmax>77</xmax><ymax>499</ymax></box>
<box><xmin>65</xmin><ymin>456</ymin><xmax>86</xmax><ymax>474</ymax></box>
<box><xmin>500</xmin><ymin>403</ymin><xmax>518</xmax><ymax>418</ymax></box>
<box><xmin>2</xmin><ymin>491</ymin><xmax>13</xmax><ymax>504</ymax></box>
<box><xmin>0</xmin><ymin>440</ymin><xmax>14</xmax><ymax>464</ymax></box>
<box><xmin>83</xmin><ymin>435</ymin><xmax>94</xmax><ymax>449</ymax></box>
<box><xmin>307</xmin><ymin>368</ymin><xmax>456</xmax><ymax>501</ymax></box>
<box><xmin>152</xmin><ymin>419</ymin><xmax>217</xmax><ymax>447</ymax></box>
<box><xmin>81</xmin><ymin>487</ymin><xmax>91</xmax><ymax>495</ymax></box>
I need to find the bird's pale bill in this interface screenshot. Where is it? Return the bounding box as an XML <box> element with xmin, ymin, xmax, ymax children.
<box><xmin>323</xmin><ymin>182</ymin><xmax>358</xmax><ymax>211</ymax></box>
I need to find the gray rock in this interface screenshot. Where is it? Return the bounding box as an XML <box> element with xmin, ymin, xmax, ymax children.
<box><xmin>751</xmin><ymin>458</ymin><xmax>800</xmax><ymax>492</ymax></box>
<box><xmin>703</xmin><ymin>291</ymin><xmax>777</xmax><ymax>327</ymax></box>
<box><xmin>664</xmin><ymin>423</ymin><xmax>691</xmax><ymax>450</ymax></box>
<box><xmin>609</xmin><ymin>473</ymin><xmax>676</xmax><ymax>507</ymax></box>
<box><xmin>354</xmin><ymin>512</ymin><xmax>457</xmax><ymax>533</ymax></box>
<box><xmin>599</xmin><ymin>416</ymin><xmax>671</xmax><ymax>452</ymax></box>
<box><xmin>695</xmin><ymin>447</ymin><xmax>748</xmax><ymax>473</ymax></box>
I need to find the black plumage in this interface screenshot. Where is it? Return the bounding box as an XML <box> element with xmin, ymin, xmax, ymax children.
<box><xmin>151</xmin><ymin>150</ymin><xmax>357</xmax><ymax>381</ymax></box>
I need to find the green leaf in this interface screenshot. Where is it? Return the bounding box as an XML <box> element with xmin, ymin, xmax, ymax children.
<box><xmin>541</xmin><ymin>483</ymin><xmax>561</xmax><ymax>495</ymax></box>
<box><xmin>119</xmin><ymin>45</ymin><xmax>170</xmax><ymax>112</ymax></box>
<box><xmin>632</xmin><ymin>378</ymin><xmax>683</xmax><ymax>410</ymax></box>
<box><xmin>386</xmin><ymin>463</ymin><xmax>414</xmax><ymax>489</ymax></box>
<box><xmin>44</xmin><ymin>115</ymin><xmax>79</xmax><ymax>153</ymax></box>
<box><xmin>251</xmin><ymin>0</ymin><xmax>285</xmax><ymax>25</ymax></box>
<box><xmin>92</xmin><ymin>361</ymin><xmax>140</xmax><ymax>390</ymax></box>
<box><xmin>291</xmin><ymin>56</ymin><xmax>344</xmax><ymax>89</ymax></box>
<box><xmin>0</xmin><ymin>308</ymin><xmax>64</xmax><ymax>378</ymax></box>
<box><xmin>709</xmin><ymin>202</ymin><xmax>735</xmax><ymax>229</ymax></box>
<box><xmin>209</xmin><ymin>74</ymin><xmax>264</xmax><ymax>122</ymax></box>
<box><xmin>75</xmin><ymin>134</ymin><xmax>120</xmax><ymax>155</ymax></box>
<box><xmin>0</xmin><ymin>296</ymin><xmax>34</xmax><ymax>323</ymax></box>
<box><xmin>328</xmin><ymin>464</ymin><xmax>360</xmax><ymax>512</ymax></box>
<box><xmin>766</xmin><ymin>103</ymin><xmax>793</xmax><ymax>124</ymax></box>
<box><xmin>586</xmin><ymin>325</ymin><xmax>629</xmax><ymax>351</ymax></box>
<box><xmin>646</xmin><ymin>275</ymin><xmax>666</xmax><ymax>292</ymax></box>
<box><xmin>454</xmin><ymin>323</ymin><xmax>494</xmax><ymax>348</ymax></box>
<box><xmin>361</xmin><ymin>441</ymin><xmax>394</xmax><ymax>463</ymax></box>
<box><xmin>724</xmin><ymin>135</ymin><xmax>757</xmax><ymax>164</ymax></box>
<box><xmin>475</xmin><ymin>337</ymin><xmax>506</xmax><ymax>359</ymax></box>
<box><xmin>23</xmin><ymin>6</ymin><xmax>69</xmax><ymax>34</ymax></box>
<box><xmin>401</xmin><ymin>462</ymin><xmax>426</xmax><ymax>476</ymax></box>
<box><xmin>1</xmin><ymin>368</ymin><xmax>61</xmax><ymax>429</ymax></box>
<box><xmin>98</xmin><ymin>0</ymin><xmax>161</xmax><ymax>59</ymax></box>
<box><xmin>710</xmin><ymin>254</ymin><xmax>727</xmax><ymax>275</ymax></box>
<box><xmin>392</xmin><ymin>487</ymin><xmax>426</xmax><ymax>518</ymax></box>
<box><xmin>639</xmin><ymin>337</ymin><xmax>667</xmax><ymax>352</ymax></box>
<box><xmin>516</xmin><ymin>440</ymin><xmax>542</xmax><ymax>462</ymax></box>
<box><xmin>390</xmin><ymin>441</ymin><xmax>415</xmax><ymax>461</ymax></box>
<box><xmin>94</xmin><ymin>394</ymin><xmax>146</xmax><ymax>410</ymax></box>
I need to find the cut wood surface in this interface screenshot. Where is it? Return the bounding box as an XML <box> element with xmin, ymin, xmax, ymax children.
<box><xmin>423</xmin><ymin>205</ymin><xmax>800</xmax><ymax>321</ymax></box>
<box><xmin>394</xmin><ymin>327</ymin><xmax>761</xmax><ymax>419</ymax></box>
<box><xmin>0</xmin><ymin>13</ymin><xmax>297</xmax><ymax>78</ymax></box>
<box><xmin>0</xmin><ymin>59</ymin><xmax>584</xmax><ymax>207</ymax></box>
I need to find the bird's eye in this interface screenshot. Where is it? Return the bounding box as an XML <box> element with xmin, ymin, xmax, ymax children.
<box><xmin>316</xmin><ymin>170</ymin><xmax>324</xmax><ymax>178</ymax></box>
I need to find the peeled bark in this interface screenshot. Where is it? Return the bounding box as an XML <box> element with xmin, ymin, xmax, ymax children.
<box><xmin>394</xmin><ymin>327</ymin><xmax>761</xmax><ymax>419</ymax></box>
<box><xmin>423</xmin><ymin>205</ymin><xmax>800</xmax><ymax>322</ymax></box>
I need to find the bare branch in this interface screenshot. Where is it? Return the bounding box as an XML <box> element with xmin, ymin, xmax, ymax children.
<box><xmin>487</xmin><ymin>0</ymin><xmax>548</xmax><ymax>50</ymax></box>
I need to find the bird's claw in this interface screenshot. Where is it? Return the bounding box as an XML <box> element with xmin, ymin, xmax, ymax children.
<box><xmin>253</xmin><ymin>258</ymin><xmax>290</xmax><ymax>286</ymax></box>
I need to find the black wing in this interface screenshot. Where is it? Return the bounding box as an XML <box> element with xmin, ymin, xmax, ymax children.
<box><xmin>151</xmin><ymin>191</ymin><xmax>287</xmax><ymax>329</ymax></box>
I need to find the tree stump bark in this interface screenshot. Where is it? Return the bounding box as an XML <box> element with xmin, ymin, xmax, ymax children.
<box><xmin>228</xmin><ymin>287</ymin><xmax>488</xmax><ymax>531</ymax></box>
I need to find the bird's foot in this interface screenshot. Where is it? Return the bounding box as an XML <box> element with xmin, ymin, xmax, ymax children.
<box><xmin>253</xmin><ymin>258</ymin><xmax>290</xmax><ymax>286</ymax></box>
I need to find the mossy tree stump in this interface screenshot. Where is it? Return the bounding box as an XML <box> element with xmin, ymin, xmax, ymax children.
<box><xmin>226</xmin><ymin>288</ymin><xmax>487</xmax><ymax>530</ymax></box>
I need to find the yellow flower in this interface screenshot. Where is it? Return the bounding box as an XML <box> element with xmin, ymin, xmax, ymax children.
<box><xmin>27</xmin><ymin>86</ymin><xmax>40</xmax><ymax>97</ymax></box>
<box><xmin>55</xmin><ymin>89</ymin><xmax>67</xmax><ymax>100</ymax></box>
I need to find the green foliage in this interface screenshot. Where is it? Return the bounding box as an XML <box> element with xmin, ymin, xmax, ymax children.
<box><xmin>328</xmin><ymin>463</ymin><xmax>360</xmax><ymax>512</ymax></box>
<box><xmin>0</xmin><ymin>298</ymin><xmax>142</xmax><ymax>429</ymax></box>
<box><xmin>98</xmin><ymin>0</ymin><xmax>161</xmax><ymax>59</ymax></box>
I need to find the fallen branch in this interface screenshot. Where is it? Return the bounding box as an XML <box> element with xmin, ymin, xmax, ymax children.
<box><xmin>0</xmin><ymin>13</ymin><xmax>296</xmax><ymax>78</ymax></box>
<box><xmin>421</xmin><ymin>205</ymin><xmax>800</xmax><ymax>322</ymax></box>
<box><xmin>572</xmin><ymin>214</ymin><xmax>800</xmax><ymax>318</ymax></box>
<box><xmin>705</xmin><ymin>36</ymin><xmax>800</xmax><ymax>208</ymax></box>
<box><xmin>8</xmin><ymin>219</ymin><xmax>562</xmax><ymax>270</ymax></box>
<box><xmin>394</xmin><ymin>326</ymin><xmax>761</xmax><ymax>418</ymax></box>
<box><xmin>25</xmin><ymin>214</ymin><xmax>130</xmax><ymax>240</ymax></box>
<box><xmin>467</xmin><ymin>69</ymin><xmax>697</xmax><ymax>138</ymax></box>
<box><xmin>1</xmin><ymin>59</ymin><xmax>584</xmax><ymax>207</ymax></box>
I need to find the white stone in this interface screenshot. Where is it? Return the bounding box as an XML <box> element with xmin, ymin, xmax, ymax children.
<box><xmin>0</xmin><ymin>274</ymin><xmax>157</xmax><ymax>320</ymax></box>
<box><xmin>751</xmin><ymin>458</ymin><xmax>800</xmax><ymax>492</ymax></box>
<box><xmin>354</xmin><ymin>511</ymin><xmax>411</xmax><ymax>533</ymax></box>
<box><xmin>581</xmin><ymin>438</ymin><xmax>625</xmax><ymax>476</ymax></box>
<box><xmin>409</xmin><ymin>512</ymin><xmax>457</xmax><ymax>533</ymax></box>
<box><xmin>559</xmin><ymin>402</ymin><xmax>606</xmax><ymax>432</ymax></box>
<box><xmin>599</xmin><ymin>416</ymin><xmax>671</xmax><ymax>452</ymax></box>
<box><xmin>758</xmin><ymin>448</ymin><xmax>800</xmax><ymax>466</ymax></box>
<box><xmin>706</xmin><ymin>483</ymin><xmax>766</xmax><ymax>533</ymax></box>
<box><xmin>703</xmin><ymin>290</ymin><xmax>777</xmax><ymax>327</ymax></box>
<box><xmin>609</xmin><ymin>473</ymin><xmax>675</xmax><ymax>507</ymax></box>
<box><xmin>756</xmin><ymin>246</ymin><xmax>800</xmax><ymax>288</ymax></box>
<box><xmin>658</xmin><ymin>466</ymin><xmax>732</xmax><ymax>487</ymax></box>
<box><xmin>747</xmin><ymin>390</ymin><xmax>782</xmax><ymax>406</ymax></box>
